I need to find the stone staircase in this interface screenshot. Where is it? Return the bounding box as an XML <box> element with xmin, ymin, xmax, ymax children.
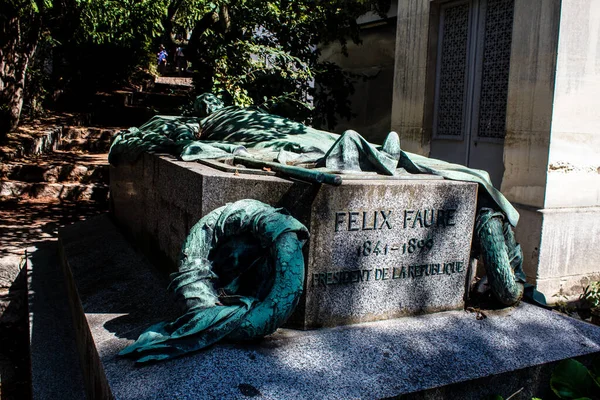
<box><xmin>0</xmin><ymin>126</ymin><xmax>120</xmax><ymax>203</ymax></box>
<box><xmin>0</xmin><ymin>76</ymin><xmax>194</xmax><ymax>398</ymax></box>
<box><xmin>0</xmin><ymin>76</ymin><xmax>194</xmax><ymax>202</ymax></box>
<box><xmin>0</xmin><ymin>123</ymin><xmax>121</xmax><ymax>398</ymax></box>
<box><xmin>91</xmin><ymin>77</ymin><xmax>193</xmax><ymax>126</ymax></box>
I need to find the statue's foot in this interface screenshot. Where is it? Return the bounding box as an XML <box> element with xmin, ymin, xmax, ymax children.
<box><xmin>382</xmin><ymin>131</ymin><xmax>401</xmax><ymax>160</ymax></box>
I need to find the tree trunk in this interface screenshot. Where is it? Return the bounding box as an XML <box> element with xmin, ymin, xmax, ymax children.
<box><xmin>163</xmin><ymin>0</ymin><xmax>186</xmax><ymax>49</ymax></box>
<box><xmin>187</xmin><ymin>11</ymin><xmax>219</xmax><ymax>92</ymax></box>
<box><xmin>0</xmin><ymin>8</ymin><xmax>40</xmax><ymax>140</ymax></box>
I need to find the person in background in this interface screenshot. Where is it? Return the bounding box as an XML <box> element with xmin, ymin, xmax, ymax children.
<box><xmin>175</xmin><ymin>46</ymin><xmax>186</xmax><ymax>75</ymax></box>
<box><xmin>157</xmin><ymin>45</ymin><xmax>168</xmax><ymax>75</ymax></box>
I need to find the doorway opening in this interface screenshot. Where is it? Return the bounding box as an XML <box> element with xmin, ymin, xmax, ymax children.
<box><xmin>430</xmin><ymin>0</ymin><xmax>514</xmax><ymax>188</ymax></box>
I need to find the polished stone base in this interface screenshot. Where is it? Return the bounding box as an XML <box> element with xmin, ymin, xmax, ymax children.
<box><xmin>53</xmin><ymin>215</ymin><xmax>600</xmax><ymax>400</ymax></box>
<box><xmin>110</xmin><ymin>153</ymin><xmax>478</xmax><ymax>328</ymax></box>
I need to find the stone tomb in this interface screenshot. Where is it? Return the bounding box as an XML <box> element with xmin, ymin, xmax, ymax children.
<box><xmin>110</xmin><ymin>153</ymin><xmax>478</xmax><ymax>328</ymax></box>
<box><xmin>39</xmin><ymin>214</ymin><xmax>600</xmax><ymax>399</ymax></box>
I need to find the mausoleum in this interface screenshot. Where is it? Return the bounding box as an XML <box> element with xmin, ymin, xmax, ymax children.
<box><xmin>350</xmin><ymin>0</ymin><xmax>600</xmax><ymax>299</ymax></box>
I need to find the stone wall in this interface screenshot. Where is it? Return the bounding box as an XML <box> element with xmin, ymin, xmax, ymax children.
<box><xmin>319</xmin><ymin>21</ymin><xmax>396</xmax><ymax>144</ymax></box>
<box><xmin>535</xmin><ymin>0</ymin><xmax>600</xmax><ymax>296</ymax></box>
<box><xmin>390</xmin><ymin>0</ymin><xmax>433</xmax><ymax>156</ymax></box>
<box><xmin>500</xmin><ymin>0</ymin><xmax>561</xmax><ymax>288</ymax></box>
<box><xmin>389</xmin><ymin>0</ymin><xmax>600</xmax><ymax>299</ymax></box>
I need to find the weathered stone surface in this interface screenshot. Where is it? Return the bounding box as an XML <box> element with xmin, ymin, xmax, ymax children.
<box><xmin>111</xmin><ymin>154</ymin><xmax>477</xmax><ymax>327</ymax></box>
<box><xmin>57</xmin><ymin>215</ymin><xmax>600</xmax><ymax>400</ymax></box>
<box><xmin>0</xmin><ymin>255</ymin><xmax>23</xmax><ymax>289</ymax></box>
<box><xmin>0</xmin><ymin>181</ymin><xmax>108</xmax><ymax>201</ymax></box>
<box><xmin>304</xmin><ymin>181</ymin><xmax>476</xmax><ymax>327</ymax></box>
<box><xmin>28</xmin><ymin>243</ymin><xmax>86</xmax><ymax>400</ymax></box>
<box><xmin>518</xmin><ymin>205</ymin><xmax>600</xmax><ymax>298</ymax></box>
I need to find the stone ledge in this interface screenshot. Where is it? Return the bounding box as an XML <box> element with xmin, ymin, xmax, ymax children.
<box><xmin>57</xmin><ymin>214</ymin><xmax>600</xmax><ymax>399</ymax></box>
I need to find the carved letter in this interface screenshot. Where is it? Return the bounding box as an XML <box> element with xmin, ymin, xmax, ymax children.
<box><xmin>335</xmin><ymin>212</ymin><xmax>346</xmax><ymax>232</ymax></box>
<box><xmin>363</xmin><ymin>269</ymin><xmax>371</xmax><ymax>281</ymax></box>
<box><xmin>362</xmin><ymin>211</ymin><xmax>373</xmax><ymax>230</ymax></box>
<box><xmin>424</xmin><ymin>209</ymin><xmax>434</xmax><ymax>227</ymax></box>
<box><xmin>446</xmin><ymin>209</ymin><xmax>456</xmax><ymax>226</ymax></box>
<box><xmin>380</xmin><ymin>210</ymin><xmax>393</xmax><ymax>229</ymax></box>
<box><xmin>375</xmin><ymin>268</ymin><xmax>383</xmax><ymax>280</ymax></box>
<box><xmin>326</xmin><ymin>272</ymin><xmax>333</xmax><ymax>284</ymax></box>
<box><xmin>382</xmin><ymin>268</ymin><xmax>390</xmax><ymax>280</ymax></box>
<box><xmin>319</xmin><ymin>273</ymin><xmax>327</xmax><ymax>287</ymax></box>
<box><xmin>437</xmin><ymin>210</ymin><xmax>445</xmax><ymax>227</ymax></box>
<box><xmin>332</xmin><ymin>271</ymin><xmax>339</xmax><ymax>284</ymax></box>
<box><xmin>404</xmin><ymin>210</ymin><xmax>414</xmax><ymax>228</ymax></box>
<box><xmin>348</xmin><ymin>212</ymin><xmax>360</xmax><ymax>231</ymax></box>
<box><xmin>412</xmin><ymin>210</ymin><xmax>423</xmax><ymax>228</ymax></box>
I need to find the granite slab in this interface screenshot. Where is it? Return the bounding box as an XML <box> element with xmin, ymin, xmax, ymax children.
<box><xmin>110</xmin><ymin>154</ymin><xmax>478</xmax><ymax>328</ymax></box>
<box><xmin>304</xmin><ymin>179</ymin><xmax>477</xmax><ymax>327</ymax></box>
<box><xmin>58</xmin><ymin>215</ymin><xmax>600</xmax><ymax>400</ymax></box>
<box><xmin>27</xmin><ymin>243</ymin><xmax>86</xmax><ymax>400</ymax></box>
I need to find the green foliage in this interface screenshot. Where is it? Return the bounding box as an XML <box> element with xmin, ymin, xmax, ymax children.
<box><xmin>489</xmin><ymin>359</ymin><xmax>600</xmax><ymax>400</ymax></box>
<box><xmin>553</xmin><ymin>292</ymin><xmax>576</xmax><ymax>315</ymax></box>
<box><xmin>33</xmin><ymin>0</ymin><xmax>169</xmax><ymax>102</ymax></box>
<box><xmin>8</xmin><ymin>0</ymin><xmax>391</xmax><ymax>129</ymax></box>
<box><xmin>581</xmin><ymin>282</ymin><xmax>600</xmax><ymax>310</ymax></box>
<box><xmin>3</xmin><ymin>0</ymin><xmax>52</xmax><ymax>15</ymax></box>
<box><xmin>178</xmin><ymin>0</ymin><xmax>391</xmax><ymax>125</ymax></box>
<box><xmin>76</xmin><ymin>0</ymin><xmax>168</xmax><ymax>46</ymax></box>
<box><xmin>550</xmin><ymin>359</ymin><xmax>600</xmax><ymax>399</ymax></box>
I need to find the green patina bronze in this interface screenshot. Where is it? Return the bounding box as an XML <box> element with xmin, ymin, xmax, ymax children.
<box><xmin>113</xmin><ymin>94</ymin><xmax>528</xmax><ymax>363</ymax></box>
<box><xmin>474</xmin><ymin>208</ymin><xmax>525</xmax><ymax>306</ymax></box>
<box><xmin>110</xmin><ymin>93</ymin><xmax>519</xmax><ymax>227</ymax></box>
<box><xmin>120</xmin><ymin>199</ymin><xmax>308</xmax><ymax>363</ymax></box>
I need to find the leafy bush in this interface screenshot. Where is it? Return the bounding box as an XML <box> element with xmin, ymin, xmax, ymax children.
<box><xmin>491</xmin><ymin>358</ymin><xmax>600</xmax><ymax>400</ymax></box>
<box><xmin>581</xmin><ymin>282</ymin><xmax>600</xmax><ymax>310</ymax></box>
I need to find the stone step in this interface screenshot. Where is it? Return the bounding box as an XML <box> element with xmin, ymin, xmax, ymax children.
<box><xmin>0</xmin><ymin>181</ymin><xmax>108</xmax><ymax>202</ymax></box>
<box><xmin>61</xmin><ymin>126</ymin><xmax>122</xmax><ymax>141</ymax></box>
<box><xmin>153</xmin><ymin>76</ymin><xmax>193</xmax><ymax>89</ymax></box>
<box><xmin>0</xmin><ymin>112</ymin><xmax>97</xmax><ymax>162</ymax></box>
<box><xmin>0</xmin><ymin>126</ymin><xmax>62</xmax><ymax>162</ymax></box>
<box><xmin>58</xmin><ymin>126</ymin><xmax>122</xmax><ymax>153</ymax></box>
<box><xmin>91</xmin><ymin>89</ymin><xmax>190</xmax><ymax>127</ymax></box>
<box><xmin>93</xmin><ymin>91</ymin><xmax>133</xmax><ymax>108</ymax></box>
<box><xmin>94</xmin><ymin>90</ymin><xmax>189</xmax><ymax>110</ymax></box>
<box><xmin>58</xmin><ymin>138</ymin><xmax>112</xmax><ymax>153</ymax></box>
<box><xmin>0</xmin><ymin>163</ymin><xmax>108</xmax><ymax>184</ymax></box>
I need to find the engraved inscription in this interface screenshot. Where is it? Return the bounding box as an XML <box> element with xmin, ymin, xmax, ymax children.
<box><xmin>403</xmin><ymin>209</ymin><xmax>456</xmax><ymax>228</ymax></box>
<box><xmin>312</xmin><ymin>261</ymin><xmax>465</xmax><ymax>287</ymax></box>
<box><xmin>358</xmin><ymin>237</ymin><xmax>435</xmax><ymax>257</ymax></box>
<box><xmin>325</xmin><ymin>206</ymin><xmax>467</xmax><ymax>290</ymax></box>
<box><xmin>335</xmin><ymin>209</ymin><xmax>457</xmax><ymax>232</ymax></box>
<box><xmin>335</xmin><ymin>210</ymin><xmax>393</xmax><ymax>232</ymax></box>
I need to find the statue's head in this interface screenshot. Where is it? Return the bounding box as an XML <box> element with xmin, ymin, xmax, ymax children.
<box><xmin>194</xmin><ymin>93</ymin><xmax>225</xmax><ymax>118</ymax></box>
